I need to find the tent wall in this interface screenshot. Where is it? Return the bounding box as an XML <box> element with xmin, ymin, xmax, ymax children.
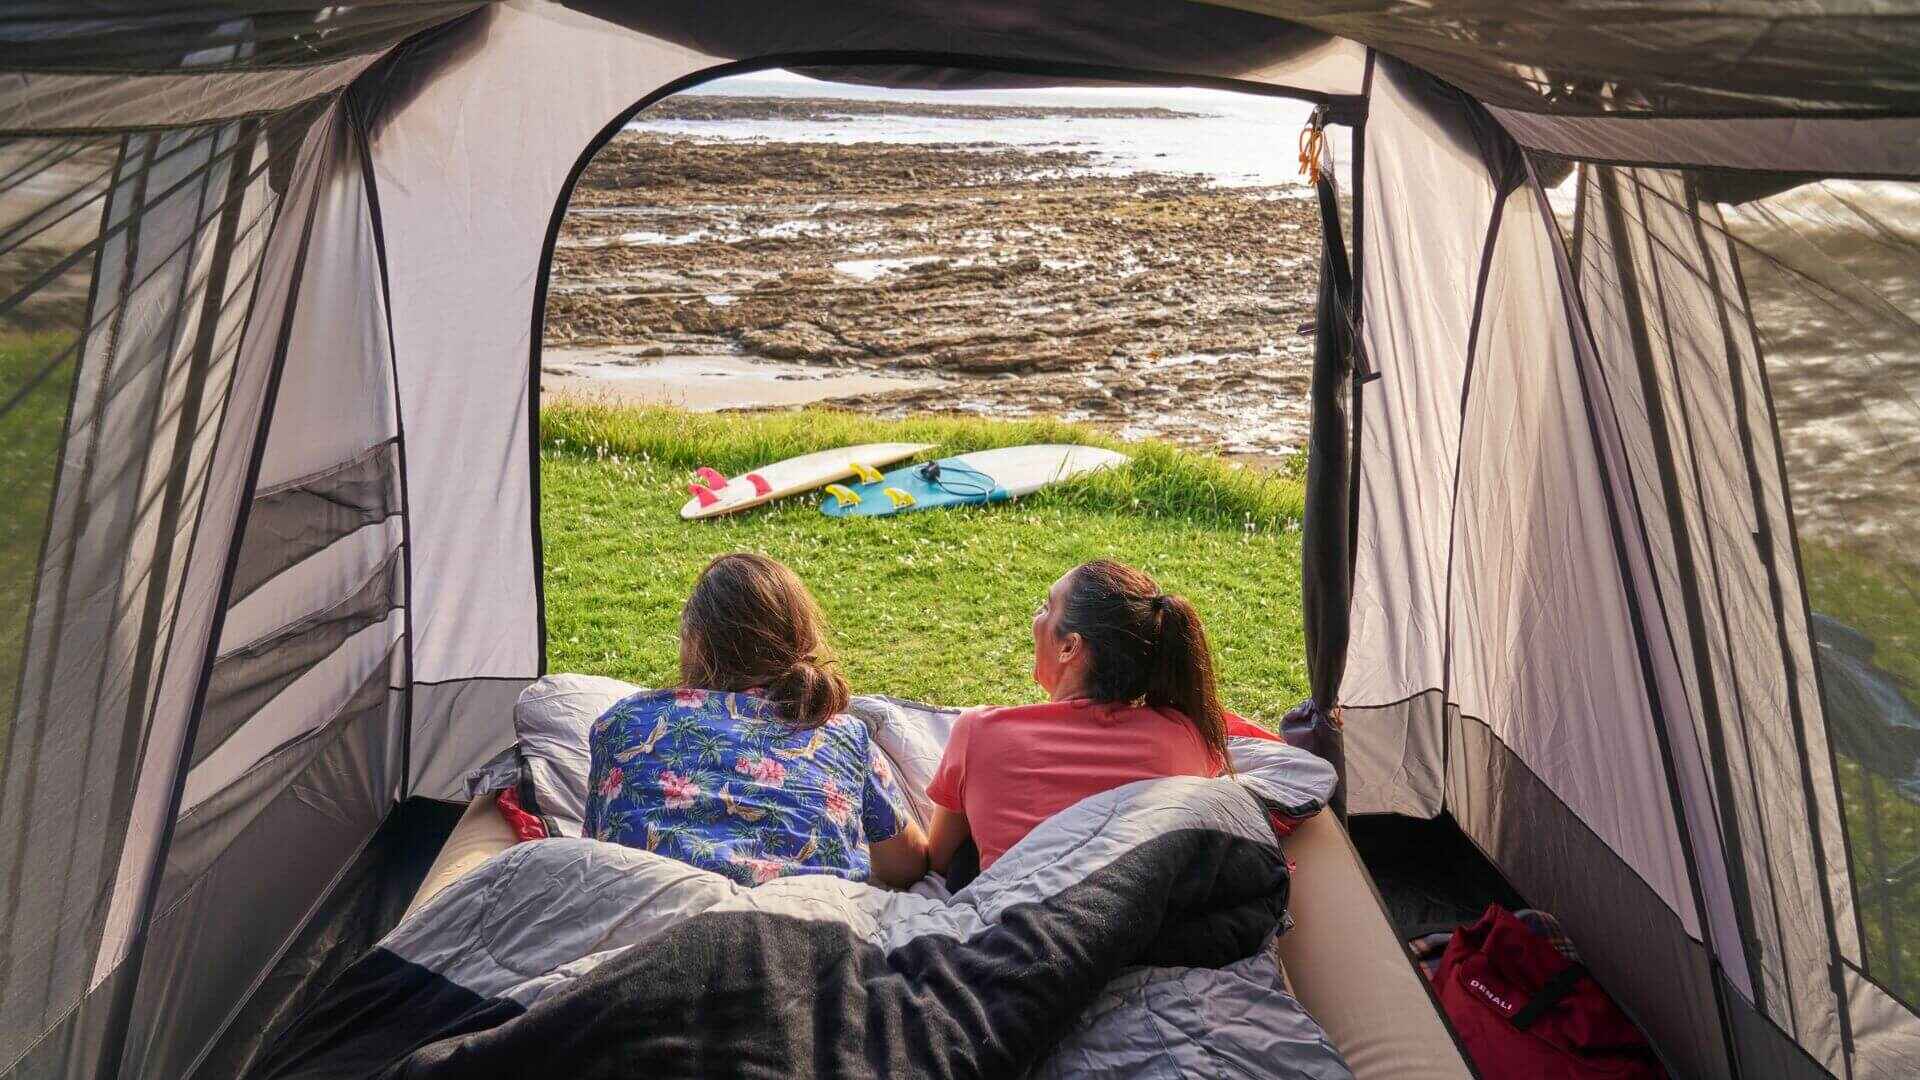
<box><xmin>1340</xmin><ymin>59</ymin><xmax>1489</xmax><ymax>817</ymax></box>
<box><xmin>1341</xmin><ymin>57</ymin><xmax>1737</xmax><ymax>1078</ymax></box>
<box><xmin>356</xmin><ymin>2</ymin><xmax>729</xmax><ymax>800</ymax></box>
<box><xmin>1336</xmin><ymin>45</ymin><xmax>1920</xmax><ymax>1080</ymax></box>
<box><xmin>1565</xmin><ymin>162</ymin><xmax>1862</xmax><ymax>1071</ymax></box>
<box><xmin>0</xmin><ymin>98</ymin><xmax>343</xmax><ymax>1077</ymax></box>
<box><xmin>1717</xmin><ymin>177</ymin><xmax>1920</xmax><ymax>1077</ymax></box>
<box><xmin>115</xmin><ymin>104</ymin><xmax>412</xmax><ymax>1080</ymax></box>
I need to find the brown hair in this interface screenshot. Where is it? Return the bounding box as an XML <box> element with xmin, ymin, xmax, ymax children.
<box><xmin>679</xmin><ymin>552</ymin><xmax>849</xmax><ymax>729</ymax></box>
<box><xmin>1057</xmin><ymin>559</ymin><xmax>1229</xmax><ymax>769</ymax></box>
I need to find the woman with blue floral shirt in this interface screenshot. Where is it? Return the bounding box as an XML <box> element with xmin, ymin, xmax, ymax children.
<box><xmin>584</xmin><ymin>553</ymin><xmax>927</xmax><ymax>888</ymax></box>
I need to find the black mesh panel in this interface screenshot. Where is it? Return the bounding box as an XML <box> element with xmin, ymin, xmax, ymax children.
<box><xmin>230</xmin><ymin>438</ymin><xmax>401</xmax><ymax>605</ymax></box>
<box><xmin>0</xmin><ymin>102</ymin><xmax>329</xmax><ymax>1076</ymax></box>
<box><xmin>1724</xmin><ymin>177</ymin><xmax>1920</xmax><ymax>1014</ymax></box>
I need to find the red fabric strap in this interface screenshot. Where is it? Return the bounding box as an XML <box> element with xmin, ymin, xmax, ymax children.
<box><xmin>495</xmin><ymin>786</ymin><xmax>548</xmax><ymax>843</ymax></box>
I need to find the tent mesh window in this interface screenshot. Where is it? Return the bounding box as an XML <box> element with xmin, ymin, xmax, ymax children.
<box><xmin>0</xmin><ymin>101</ymin><xmax>340</xmax><ymax>1077</ymax></box>
<box><xmin>1726</xmin><ymin>179</ymin><xmax>1920</xmax><ymax>1012</ymax></box>
<box><xmin>1551</xmin><ymin>156</ymin><xmax>1920</xmax><ymax>1032</ymax></box>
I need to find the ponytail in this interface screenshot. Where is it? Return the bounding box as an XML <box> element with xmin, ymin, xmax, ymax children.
<box><xmin>764</xmin><ymin>656</ymin><xmax>851</xmax><ymax>730</ymax></box>
<box><xmin>1058</xmin><ymin>560</ymin><xmax>1230</xmax><ymax>770</ymax></box>
<box><xmin>1144</xmin><ymin>593</ymin><xmax>1228</xmax><ymax>768</ymax></box>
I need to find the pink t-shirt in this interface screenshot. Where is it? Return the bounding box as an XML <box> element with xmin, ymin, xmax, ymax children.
<box><xmin>926</xmin><ymin>699</ymin><xmax>1218</xmax><ymax>870</ymax></box>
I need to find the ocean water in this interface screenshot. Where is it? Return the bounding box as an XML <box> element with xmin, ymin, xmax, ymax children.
<box><xmin>626</xmin><ymin>70</ymin><xmax>1342</xmax><ymax>188</ymax></box>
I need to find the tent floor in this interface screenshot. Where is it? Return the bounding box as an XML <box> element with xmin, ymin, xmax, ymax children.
<box><xmin>1348</xmin><ymin>812</ymin><xmax>1525</xmax><ymax>935</ymax></box>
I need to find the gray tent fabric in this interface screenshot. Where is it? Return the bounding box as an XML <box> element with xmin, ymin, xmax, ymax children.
<box><xmin>2</xmin><ymin>3</ymin><xmax>1919</xmax><ymax>1078</ymax></box>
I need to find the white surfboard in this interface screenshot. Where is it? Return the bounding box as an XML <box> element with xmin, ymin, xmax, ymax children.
<box><xmin>680</xmin><ymin>442</ymin><xmax>934</xmax><ymax>519</ymax></box>
<box><xmin>977</xmin><ymin>444</ymin><xmax>1130</xmax><ymax>498</ymax></box>
<box><xmin>820</xmin><ymin>444</ymin><xmax>1129</xmax><ymax>518</ymax></box>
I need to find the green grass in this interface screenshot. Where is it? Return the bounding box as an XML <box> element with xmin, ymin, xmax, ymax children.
<box><xmin>1803</xmin><ymin>539</ymin><xmax>1920</xmax><ymax>1007</ymax></box>
<box><xmin>0</xmin><ymin>331</ymin><xmax>77</xmax><ymax>747</ymax></box>
<box><xmin>540</xmin><ymin>401</ymin><xmax>1309</xmax><ymax>719</ymax></box>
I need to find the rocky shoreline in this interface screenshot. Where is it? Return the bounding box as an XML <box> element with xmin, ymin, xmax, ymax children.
<box><xmin>543</xmin><ymin>109</ymin><xmax>1321</xmax><ymax>463</ymax></box>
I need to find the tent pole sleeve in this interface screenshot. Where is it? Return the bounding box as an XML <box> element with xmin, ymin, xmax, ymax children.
<box><xmin>1290</xmin><ymin>138</ymin><xmax>1356</xmax><ymax>816</ymax></box>
<box><xmin>1343</xmin><ymin>50</ymin><xmax>1375</xmax><ymax>584</ymax></box>
<box><xmin>345</xmin><ymin>84</ymin><xmax>416</xmax><ymax>798</ymax></box>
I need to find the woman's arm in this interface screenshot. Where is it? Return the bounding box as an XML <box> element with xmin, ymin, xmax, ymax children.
<box><xmin>869</xmin><ymin>820</ymin><xmax>929</xmax><ymax>888</ymax></box>
<box><xmin>926</xmin><ymin>807</ymin><xmax>972</xmax><ymax>876</ymax></box>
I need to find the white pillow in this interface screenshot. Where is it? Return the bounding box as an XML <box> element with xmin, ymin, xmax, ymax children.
<box><xmin>844</xmin><ymin>695</ymin><xmax>961</xmax><ymax>829</ymax></box>
<box><xmin>475</xmin><ymin>675</ymin><xmax>962</xmax><ymax>839</ymax></box>
<box><xmin>512</xmin><ymin>673</ymin><xmax>641</xmax><ymax>837</ymax></box>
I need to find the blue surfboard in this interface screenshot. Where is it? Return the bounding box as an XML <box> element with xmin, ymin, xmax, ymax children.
<box><xmin>820</xmin><ymin>445</ymin><xmax>1127</xmax><ymax>518</ymax></box>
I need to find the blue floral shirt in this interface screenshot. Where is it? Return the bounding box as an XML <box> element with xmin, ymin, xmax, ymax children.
<box><xmin>584</xmin><ymin>688</ymin><xmax>911</xmax><ymax>886</ymax></box>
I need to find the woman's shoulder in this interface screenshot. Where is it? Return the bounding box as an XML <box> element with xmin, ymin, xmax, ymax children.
<box><xmin>598</xmin><ymin>688</ymin><xmax>669</xmax><ymax>726</ymax></box>
<box><xmin>959</xmin><ymin>700</ymin><xmax>1076</xmax><ymax>730</ymax></box>
<box><xmin>600</xmin><ymin>687</ymin><xmax>755</xmax><ymax>725</ymax></box>
<box><xmin>816</xmin><ymin>711</ymin><xmax>870</xmax><ymax>743</ymax></box>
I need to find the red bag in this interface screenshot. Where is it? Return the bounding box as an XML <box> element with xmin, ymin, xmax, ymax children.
<box><xmin>1431</xmin><ymin>904</ymin><xmax>1665</xmax><ymax>1080</ymax></box>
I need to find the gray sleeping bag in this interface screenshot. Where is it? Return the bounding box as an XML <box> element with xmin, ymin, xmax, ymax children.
<box><xmin>273</xmin><ymin>683</ymin><xmax>1352</xmax><ymax>1079</ymax></box>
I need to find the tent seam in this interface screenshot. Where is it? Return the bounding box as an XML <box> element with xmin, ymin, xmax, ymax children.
<box><xmin>251</xmin><ymin>435</ymin><xmax>397</xmax><ymax>498</ymax></box>
<box><xmin>1839</xmin><ymin>959</ymin><xmax>1920</xmax><ymax>1025</ymax></box>
<box><xmin>342</xmin><ymin>87</ymin><xmax>416</xmax><ymax>797</ymax></box>
<box><xmin>1435</xmin><ymin>167</ymin><xmax>1508</xmax><ymax>804</ymax></box>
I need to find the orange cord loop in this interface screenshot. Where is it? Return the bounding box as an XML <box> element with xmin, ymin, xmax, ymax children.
<box><xmin>1297</xmin><ymin>115</ymin><xmax>1327</xmax><ymax>185</ymax></box>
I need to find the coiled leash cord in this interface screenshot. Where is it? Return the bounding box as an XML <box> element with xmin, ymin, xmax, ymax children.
<box><xmin>916</xmin><ymin>459</ymin><xmax>995</xmax><ymax>498</ymax></box>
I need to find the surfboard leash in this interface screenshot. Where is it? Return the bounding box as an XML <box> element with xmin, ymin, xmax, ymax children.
<box><xmin>915</xmin><ymin>459</ymin><xmax>995</xmax><ymax>498</ymax></box>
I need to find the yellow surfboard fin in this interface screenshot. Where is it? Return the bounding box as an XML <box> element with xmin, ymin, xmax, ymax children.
<box><xmin>823</xmin><ymin>483</ymin><xmax>861</xmax><ymax>507</ymax></box>
<box><xmin>848</xmin><ymin>461</ymin><xmax>884</xmax><ymax>484</ymax></box>
<box><xmin>882</xmin><ymin>486</ymin><xmax>916</xmax><ymax>509</ymax></box>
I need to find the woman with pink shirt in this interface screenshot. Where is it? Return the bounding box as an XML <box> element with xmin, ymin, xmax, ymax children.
<box><xmin>926</xmin><ymin>558</ymin><xmax>1232</xmax><ymax>876</ymax></box>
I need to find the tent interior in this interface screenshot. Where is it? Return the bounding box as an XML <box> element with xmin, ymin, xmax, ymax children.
<box><xmin>2</xmin><ymin>2</ymin><xmax>1917</xmax><ymax>1078</ymax></box>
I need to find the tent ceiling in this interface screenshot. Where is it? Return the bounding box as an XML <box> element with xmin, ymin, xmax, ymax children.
<box><xmin>1212</xmin><ymin>0</ymin><xmax>1920</xmax><ymax>117</ymax></box>
<box><xmin>12</xmin><ymin>2</ymin><xmax>1919</xmax><ymax>121</ymax></box>
<box><xmin>0</xmin><ymin>1</ymin><xmax>480</xmax><ymax>74</ymax></box>
<box><xmin>560</xmin><ymin>0</ymin><xmax>1369</xmax><ymax>98</ymax></box>
<box><xmin>9</xmin><ymin>2</ymin><xmax>1920</xmax><ymax>178</ymax></box>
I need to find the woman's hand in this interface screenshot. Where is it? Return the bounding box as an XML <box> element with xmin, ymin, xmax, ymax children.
<box><xmin>870</xmin><ymin>820</ymin><xmax>930</xmax><ymax>889</ymax></box>
<box><xmin>926</xmin><ymin>807</ymin><xmax>972</xmax><ymax>876</ymax></box>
